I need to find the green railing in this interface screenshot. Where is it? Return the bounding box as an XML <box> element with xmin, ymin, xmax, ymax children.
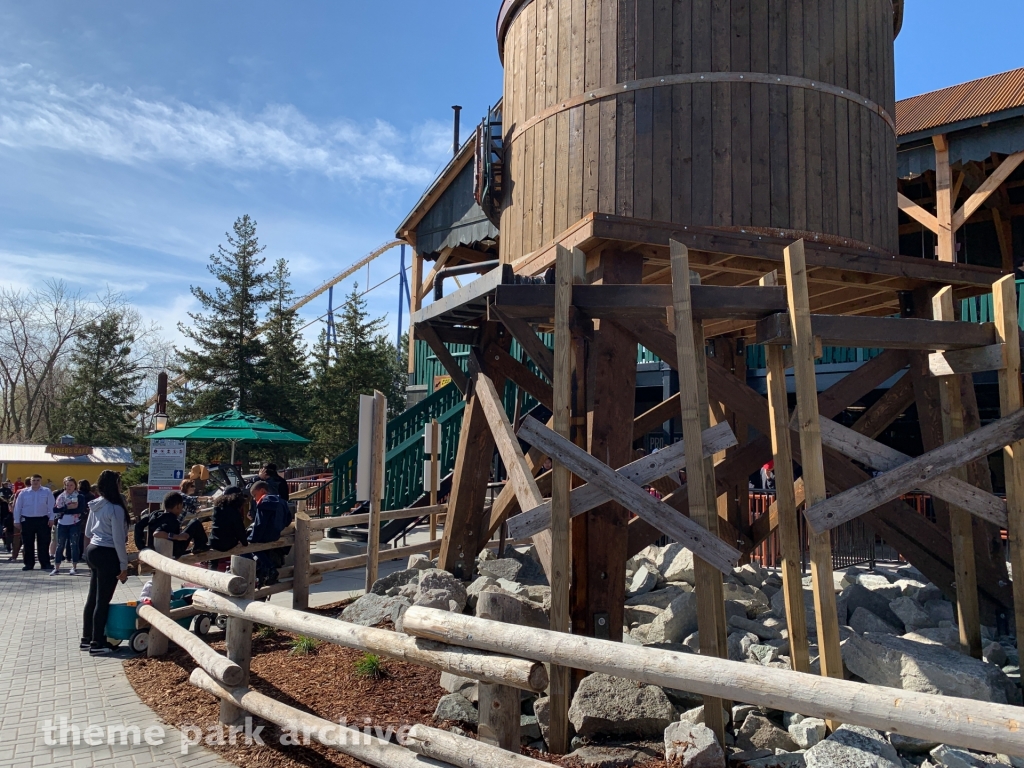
<box><xmin>330</xmin><ymin>383</ymin><xmax>464</xmax><ymax>516</ymax></box>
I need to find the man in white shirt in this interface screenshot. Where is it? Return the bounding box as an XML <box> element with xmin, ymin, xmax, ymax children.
<box><xmin>13</xmin><ymin>474</ymin><xmax>54</xmax><ymax>571</ymax></box>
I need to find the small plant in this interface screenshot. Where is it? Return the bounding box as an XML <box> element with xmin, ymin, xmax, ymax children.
<box><xmin>254</xmin><ymin>624</ymin><xmax>277</xmax><ymax>641</ymax></box>
<box><xmin>354</xmin><ymin>653</ymin><xmax>389</xmax><ymax>680</ymax></box>
<box><xmin>289</xmin><ymin>635</ymin><xmax>322</xmax><ymax>656</ymax></box>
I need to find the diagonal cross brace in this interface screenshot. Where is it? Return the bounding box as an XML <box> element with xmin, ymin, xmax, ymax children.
<box><xmin>817</xmin><ymin>417</ymin><xmax>1008</xmax><ymax>529</ymax></box>
<box><xmin>517</xmin><ymin>416</ymin><xmax>741</xmax><ymax>574</ymax></box>
<box><xmin>507</xmin><ymin>421</ymin><xmax>738</xmax><ymax>539</ymax></box>
<box><xmin>805</xmin><ymin>407</ymin><xmax>1024</xmax><ymax>532</ymax></box>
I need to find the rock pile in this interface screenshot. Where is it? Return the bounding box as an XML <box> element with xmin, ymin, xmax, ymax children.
<box><xmin>339</xmin><ymin>543</ymin><xmax>1020</xmax><ymax>766</ymax></box>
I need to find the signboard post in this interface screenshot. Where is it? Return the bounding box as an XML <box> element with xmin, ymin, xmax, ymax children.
<box><xmin>148</xmin><ymin>439</ymin><xmax>187</xmax><ymax>504</ymax></box>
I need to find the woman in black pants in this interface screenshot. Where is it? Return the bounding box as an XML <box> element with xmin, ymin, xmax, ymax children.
<box><xmin>81</xmin><ymin>470</ymin><xmax>129</xmax><ymax>656</ymax></box>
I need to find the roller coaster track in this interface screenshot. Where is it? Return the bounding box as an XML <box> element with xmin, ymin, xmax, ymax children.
<box><xmin>135</xmin><ymin>240</ymin><xmax>405</xmax><ymax>415</ymax></box>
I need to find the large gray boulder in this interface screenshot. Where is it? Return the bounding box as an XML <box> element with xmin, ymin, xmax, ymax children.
<box><xmin>477</xmin><ymin>557</ymin><xmax>524</xmax><ymax>583</ymax></box>
<box><xmin>625</xmin><ymin>584</ymin><xmax>690</xmax><ymax>609</ymax></box>
<box><xmin>723</xmin><ymin>583</ymin><xmax>772</xmax><ymax>617</ymax></box>
<box><xmin>771</xmin><ymin>585</ymin><xmax>848</xmax><ymax>631</ymax></box>
<box><xmin>632</xmin><ymin>592</ymin><xmax>699</xmax><ymax>645</ymax></box>
<box><xmin>568</xmin><ymin>673</ymin><xmax>675</xmax><ymax>739</ymax></box>
<box><xmin>841</xmin><ymin>633</ymin><xmax>1020</xmax><ymax>704</ymax></box>
<box><xmin>433</xmin><ymin>693</ymin><xmax>478</xmax><ymax>725</ymax></box>
<box><xmin>659</xmin><ymin>544</ymin><xmax>696</xmax><ymax>584</ymax></box>
<box><xmin>735</xmin><ymin>713</ymin><xmax>798</xmax><ymax>752</ymax></box>
<box><xmin>789</xmin><ymin>718</ymin><xmax>826</xmax><ymax>749</ymax></box>
<box><xmin>924</xmin><ymin>599</ymin><xmax>956</xmax><ymax>625</ymax></box>
<box><xmin>628</xmin><ymin>564</ymin><xmax>660</xmax><ymax>597</ymax></box>
<box><xmin>664</xmin><ymin>722</ymin><xmax>726</xmax><ymax>768</ymax></box>
<box><xmin>340</xmin><ymin>593</ymin><xmax>410</xmax><ymax>626</ymax></box>
<box><xmin>804</xmin><ymin>724</ymin><xmax>901</xmax><ymax>768</ymax></box>
<box><xmin>929</xmin><ymin>744</ymin><xmax>1004</xmax><ymax>768</ymax></box>
<box><xmin>889</xmin><ymin>596</ymin><xmax>936</xmax><ymax>632</ymax></box>
<box><xmin>369</xmin><ymin>568</ymin><xmax>419</xmax><ymax>596</ymax></box>
<box><xmin>904</xmin><ymin>626</ymin><xmax>961</xmax><ymax>651</ymax></box>
<box><xmin>417</xmin><ymin>569</ymin><xmax>468</xmax><ymax>612</ymax></box>
<box><xmin>849</xmin><ymin>607</ymin><xmax>901</xmax><ymax>636</ymax></box>
<box><xmin>729</xmin><ymin>615</ymin><xmax>784</xmax><ymax>640</ymax></box>
<box><xmin>843</xmin><ymin>584</ymin><xmax>905</xmax><ymax>632</ymax></box>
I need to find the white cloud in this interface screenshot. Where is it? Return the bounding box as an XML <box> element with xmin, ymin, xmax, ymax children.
<box><xmin>0</xmin><ymin>64</ymin><xmax>443</xmax><ymax>185</ymax></box>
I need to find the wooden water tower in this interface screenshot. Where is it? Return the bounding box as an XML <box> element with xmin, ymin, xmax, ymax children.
<box><xmin>497</xmin><ymin>0</ymin><xmax>900</xmax><ymax>261</ymax></box>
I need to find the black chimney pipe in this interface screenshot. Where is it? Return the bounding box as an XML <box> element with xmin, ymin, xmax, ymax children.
<box><xmin>452</xmin><ymin>105</ymin><xmax>462</xmax><ymax>157</ymax></box>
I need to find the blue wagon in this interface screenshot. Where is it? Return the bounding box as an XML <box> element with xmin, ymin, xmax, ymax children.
<box><xmin>104</xmin><ymin>588</ymin><xmax>216</xmax><ymax>653</ymax></box>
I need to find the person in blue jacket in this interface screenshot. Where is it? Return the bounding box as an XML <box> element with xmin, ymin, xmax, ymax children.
<box><xmin>247</xmin><ymin>480</ymin><xmax>292</xmax><ymax>586</ymax></box>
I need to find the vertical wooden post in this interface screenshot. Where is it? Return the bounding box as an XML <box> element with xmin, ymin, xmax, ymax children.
<box><xmin>408</xmin><ymin>247</ymin><xmax>423</xmax><ymax>376</ymax></box>
<box><xmin>993</xmin><ymin>275</ymin><xmax>1024</xmax><ymax>640</ymax></box>
<box><xmin>220</xmin><ymin>555</ymin><xmax>256</xmax><ymax>725</ymax></box>
<box><xmin>365</xmin><ymin>390</ymin><xmax>387</xmax><ymax>593</ymax></box>
<box><xmin>783</xmin><ymin>240</ymin><xmax>845</xmax><ymax>718</ymax></box>
<box><xmin>932</xmin><ymin>287</ymin><xmax>983</xmax><ymax>658</ymax></box>
<box><xmin>292</xmin><ymin>511</ymin><xmax>312</xmax><ymax>611</ymax></box>
<box><xmin>547</xmin><ymin>244</ymin><xmax>574</xmax><ymax>755</ymax></box>
<box><xmin>147</xmin><ymin>537</ymin><xmax>174</xmax><ymax>658</ymax></box>
<box><xmin>669</xmin><ymin>241</ymin><xmax>728</xmax><ymax>745</ymax></box>
<box><xmin>429</xmin><ymin>418</ymin><xmax>440</xmax><ymax>557</ymax></box>
<box><xmin>934</xmin><ymin>135</ymin><xmax>955</xmax><ymax>263</ymax></box>
<box><xmin>476</xmin><ymin>592</ymin><xmax>523</xmax><ymax>751</ymax></box>
<box><xmin>760</xmin><ymin>272</ymin><xmax>811</xmax><ymax>674</ymax></box>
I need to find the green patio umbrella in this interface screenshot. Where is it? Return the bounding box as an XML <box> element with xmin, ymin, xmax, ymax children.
<box><xmin>144</xmin><ymin>409</ymin><xmax>310</xmax><ymax>464</ymax></box>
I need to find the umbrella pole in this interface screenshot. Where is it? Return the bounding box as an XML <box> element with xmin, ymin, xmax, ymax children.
<box><xmin>231</xmin><ymin>440</ymin><xmax>236</xmax><ymax>466</ymax></box>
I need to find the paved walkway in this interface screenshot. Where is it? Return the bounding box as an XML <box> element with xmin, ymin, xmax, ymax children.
<box><xmin>0</xmin><ymin>556</ymin><xmax>231</xmax><ymax>768</ymax></box>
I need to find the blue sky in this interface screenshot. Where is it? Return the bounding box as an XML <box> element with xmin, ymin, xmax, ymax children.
<box><xmin>1</xmin><ymin>1</ymin><xmax>1022</xmax><ymax>350</ymax></box>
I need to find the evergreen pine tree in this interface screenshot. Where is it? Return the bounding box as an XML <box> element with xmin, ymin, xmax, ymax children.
<box><xmin>307</xmin><ymin>285</ymin><xmax>405</xmax><ymax>460</ymax></box>
<box><xmin>175</xmin><ymin>215</ymin><xmax>274</xmax><ymax>420</ymax></box>
<box><xmin>256</xmin><ymin>259</ymin><xmax>309</xmax><ymax>458</ymax></box>
<box><xmin>53</xmin><ymin>310</ymin><xmax>143</xmax><ymax>446</ymax></box>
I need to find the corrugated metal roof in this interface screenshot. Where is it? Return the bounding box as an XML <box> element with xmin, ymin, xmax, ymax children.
<box><xmin>0</xmin><ymin>445</ymin><xmax>133</xmax><ymax>465</ymax></box>
<box><xmin>896</xmin><ymin>68</ymin><xmax>1024</xmax><ymax>137</ymax></box>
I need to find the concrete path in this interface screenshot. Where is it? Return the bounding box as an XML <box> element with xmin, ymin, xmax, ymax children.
<box><xmin>0</xmin><ymin>556</ymin><xmax>231</xmax><ymax>768</ymax></box>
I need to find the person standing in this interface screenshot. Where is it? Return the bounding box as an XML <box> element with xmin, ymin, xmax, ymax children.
<box><xmin>77</xmin><ymin>479</ymin><xmax>95</xmax><ymax>549</ymax></box>
<box><xmin>51</xmin><ymin>477</ymin><xmax>86</xmax><ymax>576</ymax></box>
<box><xmin>13</xmin><ymin>474</ymin><xmax>54</xmax><ymax>571</ymax></box>
<box><xmin>81</xmin><ymin>471</ymin><xmax>129</xmax><ymax>656</ymax></box>
<box><xmin>258</xmin><ymin>463</ymin><xmax>289</xmax><ymax>501</ymax></box>
<box><xmin>0</xmin><ymin>483</ymin><xmax>13</xmax><ymax>553</ymax></box>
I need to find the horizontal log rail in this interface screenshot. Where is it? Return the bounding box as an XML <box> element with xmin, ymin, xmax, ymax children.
<box><xmin>137</xmin><ymin>549</ymin><xmax>248</xmax><ymax>596</ymax></box>
<box><xmin>402</xmin><ymin>608</ymin><xmax>1024</xmax><ymax>757</ymax></box>
<box><xmin>191</xmin><ymin>591</ymin><xmax>548</xmax><ymax>692</ymax></box>
<box><xmin>177</xmin><ymin>527</ymin><xmax>295</xmax><ymax>566</ymax></box>
<box><xmin>189</xmin><ymin>669</ymin><xmax>458</xmax><ymax>768</ymax></box>
<box><xmin>137</xmin><ymin>604</ymin><xmax>243</xmax><ymax>686</ymax></box>
<box><xmin>306</xmin><ymin>504</ymin><xmax>447</xmax><ymax>532</ymax></box>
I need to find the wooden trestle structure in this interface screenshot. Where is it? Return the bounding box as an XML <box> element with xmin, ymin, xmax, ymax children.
<box><xmin>412</xmin><ymin>216</ymin><xmax>1021</xmax><ymax>749</ymax></box>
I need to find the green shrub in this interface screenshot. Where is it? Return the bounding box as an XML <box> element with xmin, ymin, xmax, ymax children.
<box><xmin>354</xmin><ymin>653</ymin><xmax>389</xmax><ymax>680</ymax></box>
<box><xmin>289</xmin><ymin>635</ymin><xmax>321</xmax><ymax>656</ymax></box>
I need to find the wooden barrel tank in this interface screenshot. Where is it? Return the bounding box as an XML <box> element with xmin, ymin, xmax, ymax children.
<box><xmin>497</xmin><ymin>0</ymin><xmax>899</xmax><ymax>264</ymax></box>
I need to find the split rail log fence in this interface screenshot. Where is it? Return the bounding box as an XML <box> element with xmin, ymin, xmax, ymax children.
<box><xmin>138</xmin><ymin>547</ymin><xmax>553</xmax><ymax>768</ymax></box>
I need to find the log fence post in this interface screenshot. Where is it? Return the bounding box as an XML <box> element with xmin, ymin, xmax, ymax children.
<box><xmin>147</xmin><ymin>537</ymin><xmax>174</xmax><ymax>658</ymax></box>
<box><xmin>475</xmin><ymin>591</ymin><xmax>522</xmax><ymax>751</ymax></box>
<box><xmin>292</xmin><ymin>511</ymin><xmax>311</xmax><ymax>611</ymax></box>
<box><xmin>220</xmin><ymin>555</ymin><xmax>256</xmax><ymax>726</ymax></box>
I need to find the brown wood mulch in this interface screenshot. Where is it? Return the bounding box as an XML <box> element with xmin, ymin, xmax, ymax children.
<box><xmin>123</xmin><ymin>608</ymin><xmax>669</xmax><ymax>768</ymax></box>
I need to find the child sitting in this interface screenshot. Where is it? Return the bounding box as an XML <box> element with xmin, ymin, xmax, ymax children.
<box><xmin>149</xmin><ymin>491</ymin><xmax>210</xmax><ymax>558</ymax></box>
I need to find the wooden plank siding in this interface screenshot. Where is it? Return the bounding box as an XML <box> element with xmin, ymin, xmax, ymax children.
<box><xmin>499</xmin><ymin>0</ymin><xmax>899</xmax><ymax>264</ymax></box>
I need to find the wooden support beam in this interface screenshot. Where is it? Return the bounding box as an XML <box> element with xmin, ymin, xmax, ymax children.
<box><xmin>507</xmin><ymin>422</ymin><xmax>737</xmax><ymax>538</ymax></box>
<box><xmin>757</xmin><ymin>313</ymin><xmax>996</xmax><ymax>351</ymax></box>
<box><xmin>415</xmin><ymin>322</ymin><xmax>468</xmax><ymax>394</ymax></box>
<box><xmin>927</xmin><ymin>344</ymin><xmax>1007</xmax><ymax>377</ymax></box>
<box><xmin>292</xmin><ymin>512</ymin><xmax>311</xmax><ymax>611</ymax></box>
<box><xmin>952</xmin><ymin>150</ymin><xmax>1024</xmax><ymax>232</ymax></box>
<box><xmin>818</xmin><ymin>417</ymin><xmax>1008</xmax><ymax>528</ymax></box>
<box><xmin>489</xmin><ymin>304</ymin><xmax>555</xmax><ymax>382</ymax></box>
<box><xmin>993</xmin><ymin>275</ymin><xmax>1024</xmax><ymax>644</ymax></box>
<box><xmin>519</xmin><ymin>417</ymin><xmax>741</xmax><ymax>573</ymax></box>
<box><xmin>633</xmin><ymin>396</ymin><xmax>682</xmax><ymax>441</ymax></box>
<box><xmin>419</xmin><ymin>245</ymin><xmax>455</xmax><ymax>299</ymax></box>
<box><xmin>484</xmin><ymin>343</ymin><xmax>554</xmax><ymax>411</ymax></box>
<box><xmin>547</xmin><ymin>245</ymin><xmax>575</xmax><ymax>756</ymax></box>
<box><xmin>992</xmin><ymin>208</ymin><xmax>1014</xmax><ymax>274</ymax></box>
<box><xmin>670</xmin><ymin>241</ymin><xmax>729</xmax><ymax>744</ymax></box>
<box><xmin>897</xmin><ymin>192</ymin><xmax>940</xmax><ymax>234</ymax></box>
<box><xmin>806</xmin><ymin>407</ymin><xmax>1024</xmax><ymax>531</ymax></box>
<box><xmin>783</xmin><ymin>240</ymin><xmax>845</xmax><ymax>705</ymax></box>
<box><xmin>931</xmin><ymin>288</ymin><xmax>982</xmax><ymax>658</ymax></box>
<box><xmin>402</xmin><ymin>608</ymin><xmax>1024</xmax><ymax>759</ymax></box>
<box><xmin>408</xmin><ymin>247</ymin><xmax>423</xmax><ymax>375</ymax></box>
<box><xmin>850</xmin><ymin>373</ymin><xmax>915</xmax><ymax>439</ymax></box>
<box><xmin>760</xmin><ymin>271</ymin><xmax>811</xmax><ymax>674</ymax></box>
<box><xmin>934</xmin><ymin>135</ymin><xmax>956</xmax><ymax>263</ymax></box>
<box><xmin>475</xmin><ymin>592</ymin><xmax>523</xmax><ymax>751</ymax></box>
<box><xmin>493</xmin><ymin>283</ymin><xmax>789</xmax><ymax>323</ymax></box>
